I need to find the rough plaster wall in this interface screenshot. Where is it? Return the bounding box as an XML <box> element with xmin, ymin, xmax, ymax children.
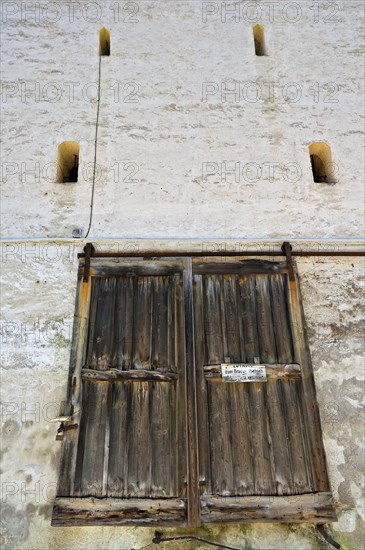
<box><xmin>0</xmin><ymin>1</ymin><xmax>364</xmax><ymax>239</ymax></box>
<box><xmin>0</xmin><ymin>0</ymin><xmax>364</xmax><ymax>549</ymax></box>
<box><xmin>1</xmin><ymin>245</ymin><xmax>364</xmax><ymax>550</ymax></box>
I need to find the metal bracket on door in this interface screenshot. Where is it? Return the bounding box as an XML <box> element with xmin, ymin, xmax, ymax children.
<box><xmin>281</xmin><ymin>241</ymin><xmax>295</xmax><ymax>281</ymax></box>
<box><xmin>83</xmin><ymin>242</ymin><xmax>95</xmax><ymax>282</ymax></box>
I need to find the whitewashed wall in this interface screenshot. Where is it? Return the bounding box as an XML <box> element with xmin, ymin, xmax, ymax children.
<box><xmin>1</xmin><ymin>0</ymin><xmax>364</xmax><ymax>548</ymax></box>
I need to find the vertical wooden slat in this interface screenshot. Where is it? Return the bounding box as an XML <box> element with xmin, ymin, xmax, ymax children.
<box><xmin>240</xmin><ymin>275</ymin><xmax>274</xmax><ymax>494</ymax></box>
<box><xmin>229</xmin><ymin>383</ymin><xmax>253</xmax><ymax>495</ymax></box>
<box><xmin>115</xmin><ymin>277</ymin><xmax>134</xmax><ymax>370</ymax></box>
<box><xmin>222</xmin><ymin>275</ymin><xmax>241</xmax><ymax>362</ymax></box>
<box><xmin>132</xmin><ymin>276</ymin><xmax>152</xmax><ymax>369</ymax></box>
<box><xmin>281</xmin><ymin>380</ymin><xmax>311</xmax><ymax>492</ymax></box>
<box><xmin>167</xmin><ymin>275</ymin><xmax>177</xmax><ymax>371</ymax></box>
<box><xmin>175</xmin><ymin>273</ymin><xmax>187</xmax><ymax>498</ymax></box>
<box><xmin>265</xmin><ymin>380</ymin><xmax>294</xmax><ymax>495</ymax></box>
<box><xmin>90</xmin><ymin>277</ymin><xmax>117</xmax><ymax>370</ymax></box>
<box><xmin>246</xmin><ymin>381</ymin><xmax>274</xmax><ymax>495</ymax></box>
<box><xmin>287</xmin><ymin>274</ymin><xmax>330</xmax><ymax>492</ymax></box>
<box><xmin>107</xmin><ymin>382</ymin><xmax>130</xmax><ymax>497</ymax></box>
<box><xmin>127</xmin><ymin>381</ymin><xmax>151</xmax><ymax>497</ymax></box>
<box><xmin>219</xmin><ymin>276</ymin><xmax>229</xmax><ymax>361</ymax></box>
<box><xmin>243</xmin><ymin>383</ymin><xmax>256</xmax><ymax>496</ymax></box>
<box><xmin>58</xmin><ymin>273</ymin><xmax>92</xmax><ymax>497</ymax></box>
<box><xmin>268</xmin><ymin>274</ymin><xmax>303</xmax><ymax>494</ymax></box>
<box><xmin>239</xmin><ymin>276</ymin><xmax>259</xmax><ymax>362</ymax></box>
<box><xmin>208</xmin><ymin>382</ymin><xmax>234</xmax><ymax>495</ymax></box>
<box><xmin>85</xmin><ymin>278</ymin><xmax>100</xmax><ymax>368</ymax></box>
<box><xmin>151</xmin><ymin>276</ymin><xmax>169</xmax><ymax>369</ymax></box>
<box><xmin>235</xmin><ymin>275</ymin><xmax>255</xmax><ymax>495</ymax></box>
<box><xmin>193</xmin><ymin>274</ymin><xmax>212</xmax><ymax>495</ymax></box>
<box><xmin>150</xmin><ymin>382</ymin><xmax>175</xmax><ymax>497</ymax></box>
<box><xmin>102</xmin><ymin>383</ymin><xmax>112</xmax><ymax>496</ymax></box>
<box><xmin>255</xmin><ymin>275</ymin><xmax>277</xmax><ymax>364</ymax></box>
<box><xmin>295</xmin><ymin>378</ymin><xmax>317</xmax><ymax>491</ymax></box>
<box><xmin>77</xmin><ymin>380</ymin><xmax>109</xmax><ymax>496</ymax></box>
<box><xmin>184</xmin><ymin>258</ymin><xmax>200</xmax><ymax>526</ymax></box>
<box><xmin>204</xmin><ymin>275</ymin><xmax>223</xmax><ymax>363</ymax></box>
<box><xmin>269</xmin><ymin>275</ymin><xmax>294</xmax><ymax>363</ymax></box>
<box><xmin>236</xmin><ymin>275</ymin><xmax>247</xmax><ymax>364</ymax></box>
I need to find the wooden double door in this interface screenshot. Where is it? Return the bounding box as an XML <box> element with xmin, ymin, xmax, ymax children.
<box><xmin>52</xmin><ymin>257</ymin><xmax>336</xmax><ymax>526</ymax></box>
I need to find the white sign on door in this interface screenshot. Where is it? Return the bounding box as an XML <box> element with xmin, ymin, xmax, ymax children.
<box><xmin>221</xmin><ymin>364</ymin><xmax>267</xmax><ymax>382</ymax></box>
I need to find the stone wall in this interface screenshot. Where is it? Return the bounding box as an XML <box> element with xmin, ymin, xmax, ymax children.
<box><xmin>1</xmin><ymin>0</ymin><xmax>364</xmax><ymax>548</ymax></box>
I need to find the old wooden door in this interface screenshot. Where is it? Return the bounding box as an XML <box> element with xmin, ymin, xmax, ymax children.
<box><xmin>52</xmin><ymin>256</ymin><xmax>336</xmax><ymax>526</ymax></box>
<box><xmin>52</xmin><ymin>258</ymin><xmax>189</xmax><ymax>525</ymax></box>
<box><xmin>192</xmin><ymin>259</ymin><xmax>336</xmax><ymax>523</ymax></box>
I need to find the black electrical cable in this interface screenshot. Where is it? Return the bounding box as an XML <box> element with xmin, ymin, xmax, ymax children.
<box><xmin>316</xmin><ymin>525</ymin><xmax>341</xmax><ymax>549</ymax></box>
<box><xmin>84</xmin><ymin>55</ymin><xmax>102</xmax><ymax>239</ymax></box>
<box><xmin>152</xmin><ymin>532</ymin><xmax>244</xmax><ymax>550</ymax></box>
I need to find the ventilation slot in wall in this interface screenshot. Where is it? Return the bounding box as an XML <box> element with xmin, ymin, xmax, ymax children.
<box><xmin>309</xmin><ymin>142</ymin><xmax>337</xmax><ymax>184</ymax></box>
<box><xmin>57</xmin><ymin>142</ymin><xmax>80</xmax><ymax>183</ymax></box>
<box><xmin>253</xmin><ymin>24</ymin><xmax>267</xmax><ymax>56</ymax></box>
<box><xmin>99</xmin><ymin>27</ymin><xmax>110</xmax><ymax>56</ymax></box>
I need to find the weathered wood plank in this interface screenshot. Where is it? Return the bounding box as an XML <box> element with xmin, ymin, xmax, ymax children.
<box><xmin>57</xmin><ymin>276</ymin><xmax>92</xmax><ymax>497</ymax></box>
<box><xmin>132</xmin><ymin>277</ymin><xmax>152</xmax><ymax>369</ymax></box>
<box><xmin>175</xmin><ymin>273</ymin><xmax>187</xmax><ymax>498</ymax></box>
<box><xmin>107</xmin><ymin>382</ymin><xmax>130</xmax><ymax>497</ymax></box>
<box><xmin>85</xmin><ymin>277</ymin><xmax>100</xmax><ymax>369</ymax></box>
<box><xmin>90</xmin><ymin>277</ymin><xmax>117</xmax><ymax>370</ymax></box>
<box><xmin>239</xmin><ymin>276</ymin><xmax>259</xmax><ymax>362</ymax></box>
<box><xmin>269</xmin><ymin>275</ymin><xmax>294</xmax><ymax>363</ymax></box>
<box><xmin>236</xmin><ymin>275</ymin><xmax>248</xmax><ymax>364</ymax></box>
<box><xmin>255</xmin><ymin>275</ymin><xmax>277</xmax><ymax>364</ymax></box>
<box><xmin>89</xmin><ymin>258</ymin><xmax>185</xmax><ymax>278</ymax></box>
<box><xmin>150</xmin><ymin>382</ymin><xmax>175</xmax><ymax>497</ymax></box>
<box><xmin>193</xmin><ymin>260</ymin><xmax>287</xmax><ymax>275</ymax></box>
<box><xmin>127</xmin><ymin>382</ymin><xmax>151</xmax><ymax>497</ymax></box>
<box><xmin>166</xmin><ymin>275</ymin><xmax>177</xmax><ymax>371</ymax></box>
<box><xmin>287</xmin><ymin>276</ymin><xmax>331</xmax><ymax>492</ymax></box>
<box><xmin>281</xmin><ymin>380</ymin><xmax>311</xmax><ymax>492</ymax></box>
<box><xmin>222</xmin><ymin>275</ymin><xmax>241</xmax><ymax>362</ymax></box>
<box><xmin>82</xmin><ymin>368</ymin><xmax>178</xmax><ymax>382</ymax></box>
<box><xmin>266</xmin><ymin>274</ymin><xmax>302</xmax><ymax>494</ymax></box>
<box><xmin>52</xmin><ymin>497</ymin><xmax>186</xmax><ymax>526</ymax></box>
<box><xmin>228</xmin><ymin>383</ymin><xmax>253</xmax><ymax>494</ymax></box>
<box><xmin>57</xmin><ymin>433</ymin><xmax>77</xmax><ymax>498</ymax></box>
<box><xmin>102</xmin><ymin>383</ymin><xmax>112</xmax><ymax>495</ymax></box>
<box><xmin>114</xmin><ymin>276</ymin><xmax>134</xmax><ymax>370</ymax></box>
<box><xmin>248</xmin><ymin>382</ymin><xmax>275</xmax><ymax>495</ymax></box>
<box><xmin>151</xmin><ymin>276</ymin><xmax>169</xmax><ymax>369</ymax></box>
<box><xmin>200</xmin><ymin>492</ymin><xmax>337</xmax><ymax>524</ymax></box>
<box><xmin>193</xmin><ymin>274</ymin><xmax>212</xmax><ymax>495</ymax></box>
<box><xmin>207</xmin><ymin>381</ymin><xmax>234</xmax><ymax>495</ymax></box>
<box><xmin>75</xmin><ymin>380</ymin><xmax>109</xmax><ymax>496</ymax></box>
<box><xmin>183</xmin><ymin>258</ymin><xmax>200</xmax><ymax>526</ymax></box>
<box><xmin>204</xmin><ymin>275</ymin><xmax>224</xmax><ymax>363</ymax></box>
<box><xmin>254</xmin><ymin>276</ymin><xmax>277</xmax><ymax>493</ymax></box>
<box><xmin>266</xmin><ymin>381</ymin><xmax>294</xmax><ymax>495</ymax></box>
